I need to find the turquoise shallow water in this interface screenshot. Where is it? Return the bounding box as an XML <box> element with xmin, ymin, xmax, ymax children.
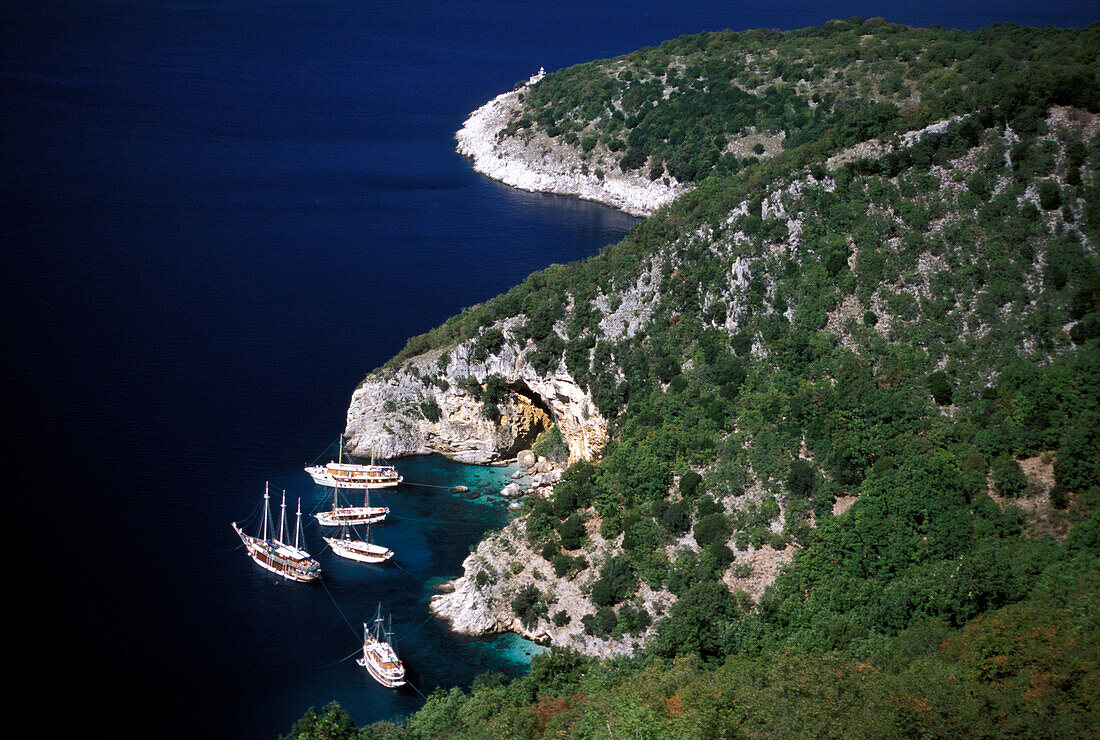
<box><xmin>234</xmin><ymin>454</ymin><xmax>543</xmax><ymax>734</ymax></box>
<box><xmin>10</xmin><ymin>1</ymin><xmax>1093</xmax><ymax>737</ymax></box>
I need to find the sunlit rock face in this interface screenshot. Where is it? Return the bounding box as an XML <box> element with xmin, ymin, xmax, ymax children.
<box><xmin>456</xmin><ymin>86</ymin><xmax>686</xmax><ymax>218</ymax></box>
<box><xmin>345</xmin><ymin>338</ymin><xmax>606</xmax><ymax>465</ymax></box>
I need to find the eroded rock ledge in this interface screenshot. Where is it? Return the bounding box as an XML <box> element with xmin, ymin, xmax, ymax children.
<box><xmin>345</xmin><ymin>332</ymin><xmax>606</xmax><ymax>465</ymax></box>
<box><xmin>455</xmin><ymin>81</ymin><xmax>687</xmax><ymax>218</ymax></box>
<box><xmin>429</xmin><ymin>513</ymin><xmax>668</xmax><ymax>659</ymax></box>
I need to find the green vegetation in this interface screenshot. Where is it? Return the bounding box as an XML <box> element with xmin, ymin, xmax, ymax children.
<box><xmin>288</xmin><ymin>550</ymin><xmax>1098</xmax><ymax>736</ymax></box>
<box><xmin>504</xmin><ymin>18</ymin><xmax>1099</xmax><ymax>186</ymax></box>
<box><xmin>311</xmin><ymin>19</ymin><xmax>1099</xmax><ymax>738</ymax></box>
<box><xmin>531</xmin><ymin>424</ymin><xmax>569</xmax><ymax>463</ymax></box>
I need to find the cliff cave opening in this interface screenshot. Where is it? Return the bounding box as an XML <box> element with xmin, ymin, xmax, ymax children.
<box><xmin>503</xmin><ymin>378</ymin><xmax>554</xmax><ymax>456</ymax></box>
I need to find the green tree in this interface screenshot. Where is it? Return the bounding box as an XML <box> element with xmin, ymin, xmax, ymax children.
<box><xmin>656</xmin><ymin>580</ymin><xmax>743</xmax><ymax>660</ymax></box>
<box><xmin>928</xmin><ymin>370</ymin><xmax>954</xmax><ymax>405</ymax></box>
<box><xmin>559</xmin><ymin>512</ymin><xmax>587</xmax><ymax>550</ymax></box>
<box><xmin>992</xmin><ymin>455</ymin><xmax>1027</xmax><ymax>497</ymax></box>
<box><xmin>281</xmin><ymin>702</ymin><xmax>358</xmax><ymax>740</ymax></box>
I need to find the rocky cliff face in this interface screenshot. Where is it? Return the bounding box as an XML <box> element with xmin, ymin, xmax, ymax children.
<box><xmin>429</xmin><ymin>514</ymin><xmax>670</xmax><ymax>659</ymax></box>
<box><xmin>455</xmin><ymin>83</ymin><xmax>686</xmax><ymax>217</ymax></box>
<box><xmin>424</xmin><ymin>463</ymin><xmax>804</xmax><ymax>657</ymax></box>
<box><xmin>345</xmin><ymin>331</ymin><xmax>607</xmax><ymax>465</ymax></box>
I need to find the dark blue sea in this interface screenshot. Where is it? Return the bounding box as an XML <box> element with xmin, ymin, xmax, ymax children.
<box><xmin>3</xmin><ymin>1</ymin><xmax>1094</xmax><ymax>736</ymax></box>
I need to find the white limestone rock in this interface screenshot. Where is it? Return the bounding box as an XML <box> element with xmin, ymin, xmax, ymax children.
<box><xmin>456</xmin><ymin>84</ymin><xmax>687</xmax><ymax>217</ymax></box>
<box><xmin>345</xmin><ymin>335</ymin><xmax>608</xmax><ymax>465</ymax></box>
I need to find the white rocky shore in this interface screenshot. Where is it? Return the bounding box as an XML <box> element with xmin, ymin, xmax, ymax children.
<box><xmin>429</xmin><ymin>449</ymin><xmax>672</xmax><ymax>659</ymax></box>
<box><xmin>456</xmin><ymin>79</ymin><xmax>687</xmax><ymax>218</ymax></box>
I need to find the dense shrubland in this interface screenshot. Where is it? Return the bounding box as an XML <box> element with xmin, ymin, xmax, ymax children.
<box><xmin>506</xmin><ymin>18</ymin><xmax>1097</xmax><ymax>185</ymax></box>
<box><xmin>299</xmin><ymin>19</ymin><xmax>1099</xmax><ymax>738</ymax></box>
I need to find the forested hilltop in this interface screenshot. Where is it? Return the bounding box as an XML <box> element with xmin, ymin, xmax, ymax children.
<box><xmin>291</xmin><ymin>19</ymin><xmax>1099</xmax><ymax>738</ymax></box>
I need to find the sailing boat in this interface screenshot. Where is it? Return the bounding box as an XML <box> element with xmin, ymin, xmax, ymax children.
<box><xmin>314</xmin><ymin>485</ymin><xmax>389</xmax><ymax>527</ymax></box>
<box><xmin>323</xmin><ymin>521</ymin><xmax>394</xmax><ymax>564</ymax></box>
<box><xmin>306</xmin><ymin>436</ymin><xmax>403</xmax><ymax>490</ymax></box>
<box><xmin>357</xmin><ymin>604</ymin><xmax>406</xmax><ymax>688</ymax></box>
<box><xmin>232</xmin><ymin>484</ymin><xmax>321</xmax><ymax>583</ymax></box>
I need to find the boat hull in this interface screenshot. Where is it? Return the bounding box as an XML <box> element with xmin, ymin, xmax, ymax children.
<box><xmin>305</xmin><ymin>464</ymin><xmax>402</xmax><ymax>489</ymax></box>
<box><xmin>232</xmin><ymin>523</ymin><xmax>321</xmax><ymax>583</ymax></box>
<box><xmin>358</xmin><ymin>638</ymin><xmax>406</xmax><ymax>688</ymax></box>
<box><xmin>324</xmin><ymin>537</ymin><xmax>393</xmax><ymax>564</ymax></box>
<box><xmin>315</xmin><ymin>506</ymin><xmax>389</xmax><ymax>527</ymax></box>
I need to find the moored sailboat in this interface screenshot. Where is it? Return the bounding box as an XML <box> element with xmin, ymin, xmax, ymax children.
<box><xmin>314</xmin><ymin>486</ymin><xmax>389</xmax><ymax>527</ymax></box>
<box><xmin>232</xmin><ymin>484</ymin><xmax>321</xmax><ymax>583</ymax></box>
<box><xmin>306</xmin><ymin>436</ymin><xmax>402</xmax><ymax>490</ymax></box>
<box><xmin>323</xmin><ymin>522</ymin><xmax>394</xmax><ymax>564</ymax></box>
<box><xmin>357</xmin><ymin>604</ymin><xmax>406</xmax><ymax>688</ymax></box>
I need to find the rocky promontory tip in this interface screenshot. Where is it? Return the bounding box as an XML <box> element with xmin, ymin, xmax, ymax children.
<box><xmin>455</xmin><ymin>77</ymin><xmax>686</xmax><ymax>217</ymax></box>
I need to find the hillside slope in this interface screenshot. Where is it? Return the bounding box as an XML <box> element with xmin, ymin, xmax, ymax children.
<box><xmin>318</xmin><ymin>18</ymin><xmax>1100</xmax><ymax>738</ymax></box>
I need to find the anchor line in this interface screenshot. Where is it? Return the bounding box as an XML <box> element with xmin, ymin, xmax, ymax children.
<box><xmin>404</xmin><ymin>678</ymin><xmax>429</xmax><ymax>699</ymax></box>
<box><xmin>386</xmin><ymin>513</ymin><xmax>456</xmax><ymax>526</ymax></box>
<box><xmin>401</xmin><ymin>479</ymin><xmax>467</xmax><ymax>490</ymax></box>
<box><xmin>399</xmin><ymin>614</ymin><xmax>436</xmax><ymax>640</ymax></box>
<box><xmin>389</xmin><ymin>559</ymin><xmax>418</xmax><ymax>580</ymax></box>
<box><xmin>320</xmin><ymin>579</ymin><xmax>361</xmax><ymax>640</ymax></box>
<box><xmin>307</xmin><ymin>645</ymin><xmax>364</xmax><ymax>673</ymax></box>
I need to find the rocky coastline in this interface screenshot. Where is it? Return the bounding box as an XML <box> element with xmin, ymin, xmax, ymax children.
<box><xmin>343</xmin><ymin>75</ymin><xmax>826</xmax><ymax>658</ymax></box>
<box><xmin>455</xmin><ymin>78</ymin><xmax>687</xmax><ymax>218</ymax></box>
<box><xmin>344</xmin><ymin>333</ymin><xmax>606</xmax><ymax>466</ymax></box>
<box><xmin>428</xmin><ymin>451</ymin><xmax>668</xmax><ymax>658</ymax></box>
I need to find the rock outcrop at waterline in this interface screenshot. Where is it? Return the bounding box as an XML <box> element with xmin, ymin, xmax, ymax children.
<box><xmin>344</xmin><ymin>333</ymin><xmax>606</xmax><ymax>465</ymax></box>
<box><xmin>428</xmin><ymin>515</ymin><xmax>669</xmax><ymax>659</ymax></box>
<box><xmin>455</xmin><ymin>82</ymin><xmax>686</xmax><ymax>218</ymax></box>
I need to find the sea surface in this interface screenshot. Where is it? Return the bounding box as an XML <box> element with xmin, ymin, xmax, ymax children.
<box><xmin>3</xmin><ymin>1</ymin><xmax>1094</xmax><ymax>736</ymax></box>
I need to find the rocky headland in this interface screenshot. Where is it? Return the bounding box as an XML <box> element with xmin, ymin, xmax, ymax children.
<box><xmin>455</xmin><ymin>77</ymin><xmax>686</xmax><ymax>217</ymax></box>
<box><xmin>345</xmin><ymin>58</ymin><xmax>1100</xmax><ymax>658</ymax></box>
<box><xmin>427</xmin><ymin>464</ymin><xmax>797</xmax><ymax>658</ymax></box>
<box><xmin>344</xmin><ymin>339</ymin><xmax>605</xmax><ymax>466</ymax></box>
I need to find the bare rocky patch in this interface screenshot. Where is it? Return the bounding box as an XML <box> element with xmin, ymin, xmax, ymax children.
<box><xmin>988</xmin><ymin>454</ymin><xmax>1076</xmax><ymax>541</ymax></box>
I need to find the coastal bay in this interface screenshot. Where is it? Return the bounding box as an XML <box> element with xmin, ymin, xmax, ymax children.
<box><xmin>7</xmin><ymin>1</ymin><xmax>1098</xmax><ymax>737</ymax></box>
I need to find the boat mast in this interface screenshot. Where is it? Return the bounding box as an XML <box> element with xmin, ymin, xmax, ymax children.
<box><xmin>368</xmin><ymin>445</ymin><xmax>375</xmax><ymax>509</ymax></box>
<box><xmin>294</xmin><ymin>498</ymin><xmax>303</xmax><ymax>550</ymax></box>
<box><xmin>373</xmin><ymin>603</ymin><xmax>384</xmax><ymax>641</ymax></box>
<box><xmin>261</xmin><ymin>482</ymin><xmax>271</xmax><ymax>541</ymax></box>
<box><xmin>278</xmin><ymin>490</ymin><xmax>287</xmax><ymax>544</ymax></box>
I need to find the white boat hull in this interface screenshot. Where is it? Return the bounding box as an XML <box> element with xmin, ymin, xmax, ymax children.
<box><xmin>315</xmin><ymin>506</ymin><xmax>389</xmax><ymax>527</ymax></box>
<box><xmin>324</xmin><ymin>536</ymin><xmax>394</xmax><ymax>564</ymax></box>
<box><xmin>306</xmin><ymin>464</ymin><xmax>402</xmax><ymax>490</ymax></box>
<box><xmin>358</xmin><ymin>637</ymin><xmax>406</xmax><ymax>688</ymax></box>
<box><xmin>232</xmin><ymin>523</ymin><xmax>321</xmax><ymax>583</ymax></box>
